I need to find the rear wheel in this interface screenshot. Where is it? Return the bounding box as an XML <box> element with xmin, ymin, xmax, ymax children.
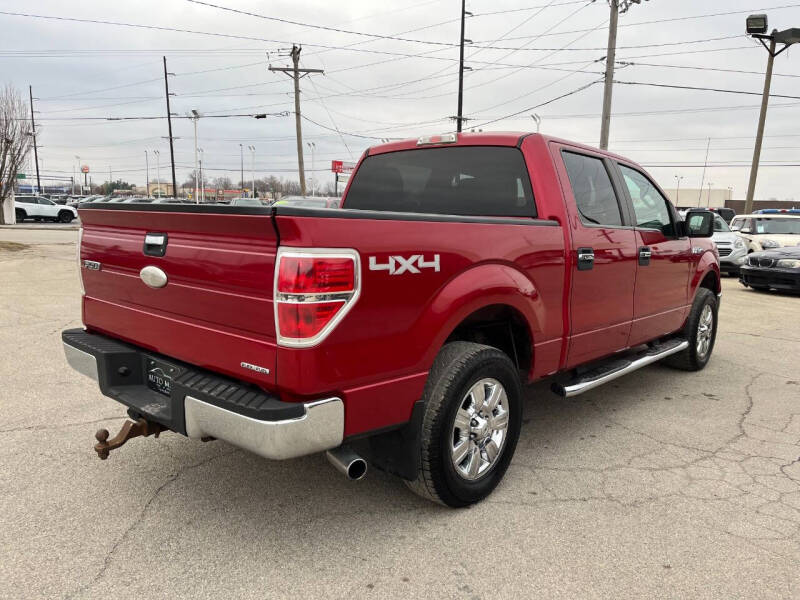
<box><xmin>14</xmin><ymin>208</ymin><xmax>26</xmax><ymax>222</ymax></box>
<box><xmin>405</xmin><ymin>342</ymin><xmax>522</xmax><ymax>507</ymax></box>
<box><xmin>58</xmin><ymin>211</ymin><xmax>74</xmax><ymax>223</ymax></box>
<box><xmin>664</xmin><ymin>288</ymin><xmax>718</xmax><ymax>371</ymax></box>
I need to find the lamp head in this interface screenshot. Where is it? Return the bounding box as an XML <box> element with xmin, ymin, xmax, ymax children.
<box><xmin>746</xmin><ymin>14</ymin><xmax>768</xmax><ymax>35</ymax></box>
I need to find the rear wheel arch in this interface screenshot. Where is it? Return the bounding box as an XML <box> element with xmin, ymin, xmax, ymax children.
<box><xmin>415</xmin><ymin>262</ymin><xmax>545</xmax><ymax>379</ymax></box>
<box><xmin>444</xmin><ymin>304</ymin><xmax>533</xmax><ymax>377</ymax></box>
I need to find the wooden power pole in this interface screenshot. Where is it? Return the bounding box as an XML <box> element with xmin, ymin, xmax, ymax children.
<box><xmin>269</xmin><ymin>45</ymin><xmax>323</xmax><ymax>196</ymax></box>
<box><xmin>599</xmin><ymin>0</ymin><xmax>647</xmax><ymax>150</ymax></box>
<box><xmin>163</xmin><ymin>56</ymin><xmax>178</xmax><ymax>198</ymax></box>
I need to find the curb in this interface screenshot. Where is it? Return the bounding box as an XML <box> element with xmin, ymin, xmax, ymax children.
<box><xmin>0</xmin><ymin>224</ymin><xmax>80</xmax><ymax>231</ymax></box>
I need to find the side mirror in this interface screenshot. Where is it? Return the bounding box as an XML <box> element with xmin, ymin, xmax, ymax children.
<box><xmin>684</xmin><ymin>210</ymin><xmax>714</xmax><ymax>238</ymax></box>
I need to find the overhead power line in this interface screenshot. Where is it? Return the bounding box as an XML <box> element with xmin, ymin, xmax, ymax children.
<box><xmin>472</xmin><ymin>80</ymin><xmax>602</xmax><ymax>128</ymax></box>
<box><xmin>474</xmin><ymin>3</ymin><xmax>800</xmax><ymax>42</ymax></box>
<box><xmin>186</xmin><ymin>0</ymin><xmax>460</xmax><ymax>47</ymax></box>
<box><xmin>613</xmin><ymin>80</ymin><xmax>800</xmax><ymax>101</ymax></box>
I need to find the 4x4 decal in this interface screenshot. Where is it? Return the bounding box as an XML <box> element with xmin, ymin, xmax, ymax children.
<box><xmin>369</xmin><ymin>254</ymin><xmax>440</xmax><ymax>275</ymax></box>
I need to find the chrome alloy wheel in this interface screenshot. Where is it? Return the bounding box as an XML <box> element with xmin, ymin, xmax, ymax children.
<box><xmin>450</xmin><ymin>378</ymin><xmax>510</xmax><ymax>481</ymax></box>
<box><xmin>696</xmin><ymin>304</ymin><xmax>714</xmax><ymax>359</ymax></box>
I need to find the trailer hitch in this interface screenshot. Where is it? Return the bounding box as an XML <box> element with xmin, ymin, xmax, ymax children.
<box><xmin>94</xmin><ymin>418</ymin><xmax>165</xmax><ymax>460</ymax></box>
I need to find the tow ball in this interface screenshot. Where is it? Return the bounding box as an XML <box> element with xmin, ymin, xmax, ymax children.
<box><xmin>93</xmin><ymin>418</ymin><xmax>165</xmax><ymax>460</ymax></box>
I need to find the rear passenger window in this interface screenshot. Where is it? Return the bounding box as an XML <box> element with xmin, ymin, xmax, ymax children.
<box><xmin>562</xmin><ymin>151</ymin><xmax>622</xmax><ymax>226</ymax></box>
<box><xmin>619</xmin><ymin>165</ymin><xmax>674</xmax><ymax>236</ymax></box>
<box><xmin>345</xmin><ymin>146</ymin><xmax>536</xmax><ymax>218</ymax></box>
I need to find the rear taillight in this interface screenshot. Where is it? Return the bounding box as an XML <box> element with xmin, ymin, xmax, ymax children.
<box><xmin>274</xmin><ymin>249</ymin><xmax>360</xmax><ymax>347</ymax></box>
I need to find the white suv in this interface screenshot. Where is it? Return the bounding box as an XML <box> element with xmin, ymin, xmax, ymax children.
<box><xmin>730</xmin><ymin>213</ymin><xmax>800</xmax><ymax>252</ymax></box>
<box><xmin>14</xmin><ymin>195</ymin><xmax>78</xmax><ymax>223</ymax></box>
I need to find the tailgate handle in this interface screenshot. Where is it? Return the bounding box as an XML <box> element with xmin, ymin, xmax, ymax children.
<box><xmin>143</xmin><ymin>232</ymin><xmax>168</xmax><ymax>257</ymax></box>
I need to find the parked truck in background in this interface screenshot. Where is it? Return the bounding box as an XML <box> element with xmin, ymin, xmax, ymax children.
<box><xmin>62</xmin><ymin>132</ymin><xmax>719</xmax><ymax>507</ymax></box>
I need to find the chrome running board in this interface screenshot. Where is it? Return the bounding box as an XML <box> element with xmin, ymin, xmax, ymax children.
<box><xmin>552</xmin><ymin>339</ymin><xmax>689</xmax><ymax>398</ymax></box>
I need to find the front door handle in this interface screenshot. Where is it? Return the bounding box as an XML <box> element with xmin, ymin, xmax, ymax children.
<box><xmin>638</xmin><ymin>246</ymin><xmax>651</xmax><ymax>266</ymax></box>
<box><xmin>577</xmin><ymin>247</ymin><xmax>594</xmax><ymax>271</ymax></box>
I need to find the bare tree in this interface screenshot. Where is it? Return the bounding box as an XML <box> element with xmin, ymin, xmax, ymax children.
<box><xmin>0</xmin><ymin>85</ymin><xmax>33</xmax><ymax>224</ymax></box>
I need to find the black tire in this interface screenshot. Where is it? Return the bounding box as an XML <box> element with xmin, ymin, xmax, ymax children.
<box><xmin>405</xmin><ymin>342</ymin><xmax>522</xmax><ymax>507</ymax></box>
<box><xmin>750</xmin><ymin>284</ymin><xmax>769</xmax><ymax>292</ymax></box>
<box><xmin>664</xmin><ymin>288</ymin><xmax>718</xmax><ymax>371</ymax></box>
<box><xmin>58</xmin><ymin>211</ymin><xmax>74</xmax><ymax>223</ymax></box>
<box><xmin>33</xmin><ymin>217</ymin><xmax>41</xmax><ymax>222</ymax></box>
<box><xmin>15</xmin><ymin>208</ymin><xmax>26</xmax><ymax>222</ymax></box>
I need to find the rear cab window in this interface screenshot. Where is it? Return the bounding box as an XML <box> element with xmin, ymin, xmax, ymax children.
<box><xmin>561</xmin><ymin>151</ymin><xmax>623</xmax><ymax>227</ymax></box>
<box><xmin>344</xmin><ymin>146</ymin><xmax>536</xmax><ymax>218</ymax></box>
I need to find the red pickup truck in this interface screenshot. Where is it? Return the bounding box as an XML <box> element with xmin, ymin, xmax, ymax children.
<box><xmin>63</xmin><ymin>133</ymin><xmax>719</xmax><ymax>507</ymax></box>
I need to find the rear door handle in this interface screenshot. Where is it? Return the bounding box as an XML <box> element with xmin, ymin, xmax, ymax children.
<box><xmin>638</xmin><ymin>246</ymin><xmax>651</xmax><ymax>266</ymax></box>
<box><xmin>577</xmin><ymin>247</ymin><xmax>594</xmax><ymax>271</ymax></box>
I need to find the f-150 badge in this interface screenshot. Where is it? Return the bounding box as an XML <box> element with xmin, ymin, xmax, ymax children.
<box><xmin>369</xmin><ymin>254</ymin><xmax>440</xmax><ymax>275</ymax></box>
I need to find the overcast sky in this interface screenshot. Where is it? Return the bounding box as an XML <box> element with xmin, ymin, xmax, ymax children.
<box><xmin>2</xmin><ymin>0</ymin><xmax>800</xmax><ymax>199</ymax></box>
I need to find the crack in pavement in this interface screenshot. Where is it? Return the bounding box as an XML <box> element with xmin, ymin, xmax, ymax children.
<box><xmin>0</xmin><ymin>416</ymin><xmax>127</xmax><ymax>434</ymax></box>
<box><xmin>63</xmin><ymin>448</ymin><xmax>240</xmax><ymax>600</ymax></box>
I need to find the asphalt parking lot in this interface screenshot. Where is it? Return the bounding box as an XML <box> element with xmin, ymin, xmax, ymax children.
<box><xmin>1</xmin><ymin>229</ymin><xmax>799</xmax><ymax>599</ymax></box>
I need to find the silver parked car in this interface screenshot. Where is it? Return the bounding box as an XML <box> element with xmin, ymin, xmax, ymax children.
<box><xmin>711</xmin><ymin>214</ymin><xmax>747</xmax><ymax>276</ymax></box>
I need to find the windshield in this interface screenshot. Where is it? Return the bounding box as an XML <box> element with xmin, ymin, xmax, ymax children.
<box><xmin>753</xmin><ymin>218</ymin><xmax>800</xmax><ymax>235</ymax></box>
<box><xmin>713</xmin><ymin>215</ymin><xmax>730</xmax><ymax>232</ymax></box>
<box><xmin>345</xmin><ymin>146</ymin><xmax>536</xmax><ymax>217</ymax></box>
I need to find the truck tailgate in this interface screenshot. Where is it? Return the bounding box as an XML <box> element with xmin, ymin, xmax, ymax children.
<box><xmin>78</xmin><ymin>206</ymin><xmax>278</xmax><ymax>386</ymax></box>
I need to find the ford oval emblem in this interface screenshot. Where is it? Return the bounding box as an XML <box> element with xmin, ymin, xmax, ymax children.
<box><xmin>140</xmin><ymin>266</ymin><xmax>168</xmax><ymax>289</ymax></box>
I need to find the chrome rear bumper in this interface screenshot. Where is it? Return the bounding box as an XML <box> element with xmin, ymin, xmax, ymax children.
<box><xmin>184</xmin><ymin>396</ymin><xmax>343</xmax><ymax>460</ymax></box>
<box><xmin>62</xmin><ymin>331</ymin><xmax>344</xmax><ymax>461</ymax></box>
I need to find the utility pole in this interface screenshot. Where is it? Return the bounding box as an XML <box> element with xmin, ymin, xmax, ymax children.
<box><xmin>599</xmin><ymin>2</ymin><xmax>618</xmax><ymax>150</ymax></box>
<box><xmin>28</xmin><ymin>86</ymin><xmax>41</xmax><ymax>194</ymax></box>
<box><xmin>674</xmin><ymin>175</ymin><xmax>683</xmax><ymax>205</ymax></box>
<box><xmin>145</xmin><ymin>150</ymin><xmax>149</xmax><ymax>197</ymax></box>
<box><xmin>163</xmin><ymin>56</ymin><xmax>177</xmax><ymax>198</ymax></box>
<box><xmin>456</xmin><ymin>0</ymin><xmax>468</xmax><ymax>133</ymax></box>
<box><xmin>269</xmin><ymin>45</ymin><xmax>323</xmax><ymax>196</ymax></box>
<box><xmin>599</xmin><ymin>0</ymin><xmax>647</xmax><ymax>150</ymax></box>
<box><xmin>707</xmin><ymin>182</ymin><xmax>714</xmax><ymax>207</ymax></box>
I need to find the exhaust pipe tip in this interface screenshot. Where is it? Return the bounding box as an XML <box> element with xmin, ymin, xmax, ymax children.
<box><xmin>326</xmin><ymin>446</ymin><xmax>368</xmax><ymax>481</ymax></box>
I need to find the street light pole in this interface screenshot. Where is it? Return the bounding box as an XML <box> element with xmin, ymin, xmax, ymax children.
<box><xmin>746</xmin><ymin>36</ymin><xmax>777</xmax><ymax>214</ymax></box>
<box><xmin>248</xmin><ymin>145</ymin><xmax>255</xmax><ymax>198</ymax></box>
<box><xmin>145</xmin><ymin>150</ymin><xmax>149</xmax><ymax>197</ymax></box>
<box><xmin>707</xmin><ymin>182</ymin><xmax>714</xmax><ymax>207</ymax></box>
<box><xmin>239</xmin><ymin>143</ymin><xmax>244</xmax><ymax>195</ymax></box>
<box><xmin>154</xmin><ymin>149</ymin><xmax>161</xmax><ymax>198</ymax></box>
<box><xmin>190</xmin><ymin>109</ymin><xmax>200</xmax><ymax>204</ymax></box>
<box><xmin>674</xmin><ymin>175</ymin><xmax>683</xmax><ymax>205</ymax></box>
<box><xmin>306</xmin><ymin>141</ymin><xmax>315</xmax><ymax>195</ymax></box>
<box><xmin>198</xmin><ymin>148</ymin><xmax>204</xmax><ymax>203</ymax></box>
<box><xmin>744</xmin><ymin>16</ymin><xmax>799</xmax><ymax>214</ymax></box>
